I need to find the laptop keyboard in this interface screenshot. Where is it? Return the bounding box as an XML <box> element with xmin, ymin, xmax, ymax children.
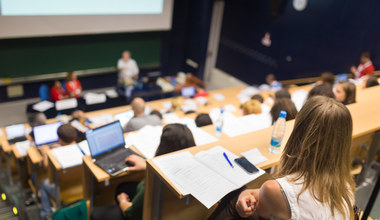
<box><xmin>96</xmin><ymin>149</ymin><xmax>132</xmax><ymax>170</ymax></box>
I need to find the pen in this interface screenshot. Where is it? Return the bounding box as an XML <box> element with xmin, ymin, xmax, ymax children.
<box><xmin>223</xmin><ymin>152</ymin><xmax>234</xmax><ymax>168</ymax></box>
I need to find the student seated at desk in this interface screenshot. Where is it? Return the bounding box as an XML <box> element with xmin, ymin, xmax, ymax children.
<box><xmin>274</xmin><ymin>88</ymin><xmax>291</xmax><ymax>101</ymax></box>
<box><xmin>270</xmin><ymin>98</ymin><xmax>298</xmax><ymax>124</ymax></box>
<box><xmin>315</xmin><ymin>72</ymin><xmax>335</xmax><ymax>87</ymax></box>
<box><xmin>50</xmin><ymin>80</ymin><xmax>68</xmax><ymax>101</ymax></box>
<box><xmin>124</xmin><ymin>97</ymin><xmax>163</xmax><ymax>132</ymax></box>
<box><xmin>195</xmin><ymin>113</ymin><xmax>213</xmax><ymax>127</ymax></box>
<box><xmin>242</xmin><ymin>100</ymin><xmax>262</xmax><ymax>115</ymax></box>
<box><xmin>27</xmin><ymin>112</ymin><xmax>47</xmax><ymax>141</ymax></box>
<box><xmin>334</xmin><ymin>81</ymin><xmax>356</xmax><ymax>105</ymax></box>
<box><xmin>39</xmin><ymin>124</ymin><xmax>78</xmax><ymax>220</ymax></box>
<box><xmin>91</xmin><ymin>123</ymin><xmax>196</xmax><ymax>220</ymax></box>
<box><xmin>209</xmin><ymin>96</ymin><xmax>356</xmax><ymax>220</ymax></box>
<box><xmin>307</xmin><ymin>83</ymin><xmax>335</xmax><ymax>100</ymax></box>
<box><xmin>365</xmin><ymin>75</ymin><xmax>379</xmax><ymax>88</ymax></box>
<box><xmin>65</xmin><ymin>72</ymin><xmax>82</xmax><ymax>98</ymax></box>
<box><xmin>251</xmin><ymin>94</ymin><xmax>264</xmax><ymax>103</ymax></box>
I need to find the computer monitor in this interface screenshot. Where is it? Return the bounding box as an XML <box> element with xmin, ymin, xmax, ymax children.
<box><xmin>86</xmin><ymin>121</ymin><xmax>125</xmax><ymax>157</ymax></box>
<box><xmin>336</xmin><ymin>74</ymin><xmax>348</xmax><ymax>82</ymax></box>
<box><xmin>33</xmin><ymin>121</ymin><xmax>64</xmax><ymax>146</ymax></box>
<box><xmin>113</xmin><ymin>110</ymin><xmax>134</xmax><ymax>128</ymax></box>
<box><xmin>5</xmin><ymin>124</ymin><xmax>25</xmax><ymax>140</ymax></box>
<box><xmin>181</xmin><ymin>86</ymin><xmax>196</xmax><ymax>98</ymax></box>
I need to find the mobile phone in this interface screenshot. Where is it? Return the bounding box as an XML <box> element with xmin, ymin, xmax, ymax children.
<box><xmin>234</xmin><ymin>157</ymin><xmax>259</xmax><ymax>173</ymax></box>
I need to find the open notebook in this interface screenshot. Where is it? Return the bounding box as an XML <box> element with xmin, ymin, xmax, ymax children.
<box><xmin>153</xmin><ymin>146</ymin><xmax>265</xmax><ymax>208</ymax></box>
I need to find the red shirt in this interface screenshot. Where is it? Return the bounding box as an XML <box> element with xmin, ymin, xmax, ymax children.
<box><xmin>50</xmin><ymin>87</ymin><xmax>66</xmax><ymax>101</ymax></box>
<box><xmin>357</xmin><ymin>61</ymin><xmax>375</xmax><ymax>78</ymax></box>
<box><xmin>66</xmin><ymin>80</ymin><xmax>82</xmax><ymax>98</ymax></box>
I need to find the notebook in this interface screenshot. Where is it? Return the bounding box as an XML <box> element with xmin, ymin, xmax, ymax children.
<box><xmin>113</xmin><ymin>110</ymin><xmax>134</xmax><ymax>128</ymax></box>
<box><xmin>85</xmin><ymin>121</ymin><xmax>139</xmax><ymax>176</ymax></box>
<box><xmin>33</xmin><ymin>121</ymin><xmax>64</xmax><ymax>146</ymax></box>
<box><xmin>5</xmin><ymin>124</ymin><xmax>27</xmax><ymax>145</ymax></box>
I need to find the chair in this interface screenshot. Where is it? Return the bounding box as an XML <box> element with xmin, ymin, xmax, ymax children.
<box><xmin>39</xmin><ymin>84</ymin><xmax>50</xmax><ymax>101</ymax></box>
<box><xmin>52</xmin><ymin>200</ymin><xmax>88</xmax><ymax>220</ymax></box>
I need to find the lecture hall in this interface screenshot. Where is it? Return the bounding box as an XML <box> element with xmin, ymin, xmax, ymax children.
<box><xmin>0</xmin><ymin>0</ymin><xmax>379</xmax><ymax>219</ymax></box>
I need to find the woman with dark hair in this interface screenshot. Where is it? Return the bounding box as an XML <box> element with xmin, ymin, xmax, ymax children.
<box><xmin>365</xmin><ymin>75</ymin><xmax>379</xmax><ymax>88</ymax></box>
<box><xmin>334</xmin><ymin>81</ymin><xmax>356</xmax><ymax>105</ymax></box>
<box><xmin>270</xmin><ymin>98</ymin><xmax>298</xmax><ymax>124</ymax></box>
<box><xmin>195</xmin><ymin>113</ymin><xmax>213</xmax><ymax>127</ymax></box>
<box><xmin>91</xmin><ymin>124</ymin><xmax>195</xmax><ymax>220</ymax></box>
<box><xmin>274</xmin><ymin>88</ymin><xmax>291</xmax><ymax>100</ymax></box>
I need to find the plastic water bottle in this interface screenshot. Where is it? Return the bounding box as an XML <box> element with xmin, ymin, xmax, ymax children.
<box><xmin>269</xmin><ymin>110</ymin><xmax>287</xmax><ymax>153</ymax></box>
<box><xmin>215</xmin><ymin>108</ymin><xmax>224</xmax><ymax>137</ymax></box>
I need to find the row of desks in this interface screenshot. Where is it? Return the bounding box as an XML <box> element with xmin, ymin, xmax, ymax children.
<box><xmin>0</xmin><ymin>83</ymin><xmax>378</xmax><ymax>219</ymax></box>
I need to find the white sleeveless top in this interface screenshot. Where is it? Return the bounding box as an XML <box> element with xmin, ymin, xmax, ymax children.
<box><xmin>273</xmin><ymin>176</ymin><xmax>349</xmax><ymax>220</ymax></box>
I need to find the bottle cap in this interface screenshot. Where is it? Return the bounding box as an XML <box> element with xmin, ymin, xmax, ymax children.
<box><xmin>279</xmin><ymin>110</ymin><xmax>287</xmax><ymax>118</ymax></box>
<box><xmin>220</xmin><ymin>108</ymin><xmax>224</xmax><ymax>113</ymax></box>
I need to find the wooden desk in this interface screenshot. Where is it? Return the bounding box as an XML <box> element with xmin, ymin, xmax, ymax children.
<box><xmin>11</xmin><ymin>144</ymin><xmax>29</xmax><ymax>188</ymax></box>
<box><xmin>82</xmin><ymin>155</ymin><xmax>145</xmax><ymax>210</ymax></box>
<box><xmin>143</xmin><ymin>97</ymin><xmax>380</xmax><ymax>220</ymax></box>
<box><xmin>46</xmin><ymin>149</ymin><xmax>84</xmax><ymax>208</ymax></box>
<box><xmin>26</xmin><ymin>147</ymin><xmax>46</xmax><ymax>196</ymax></box>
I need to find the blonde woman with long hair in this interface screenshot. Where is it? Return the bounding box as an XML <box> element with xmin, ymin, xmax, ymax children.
<box><xmin>235</xmin><ymin>96</ymin><xmax>355</xmax><ymax>219</ymax></box>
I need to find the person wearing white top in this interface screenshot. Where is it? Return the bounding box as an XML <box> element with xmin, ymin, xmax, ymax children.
<box><xmin>117</xmin><ymin>51</ymin><xmax>139</xmax><ymax>84</ymax></box>
<box><xmin>117</xmin><ymin>51</ymin><xmax>139</xmax><ymax>97</ymax></box>
<box><xmin>209</xmin><ymin>96</ymin><xmax>356</xmax><ymax>220</ymax></box>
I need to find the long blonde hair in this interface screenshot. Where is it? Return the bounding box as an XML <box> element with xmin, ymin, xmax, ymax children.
<box><xmin>277</xmin><ymin>96</ymin><xmax>355</xmax><ymax>219</ymax></box>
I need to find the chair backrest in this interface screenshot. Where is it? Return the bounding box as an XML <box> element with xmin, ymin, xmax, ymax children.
<box><xmin>52</xmin><ymin>200</ymin><xmax>87</xmax><ymax>220</ymax></box>
<box><xmin>39</xmin><ymin>84</ymin><xmax>50</xmax><ymax>101</ymax></box>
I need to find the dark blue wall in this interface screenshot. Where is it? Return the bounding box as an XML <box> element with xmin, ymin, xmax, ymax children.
<box><xmin>216</xmin><ymin>0</ymin><xmax>380</xmax><ymax>85</ymax></box>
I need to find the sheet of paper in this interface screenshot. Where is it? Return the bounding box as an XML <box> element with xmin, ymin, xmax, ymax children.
<box><xmin>84</xmin><ymin>93</ymin><xmax>107</xmax><ymax>105</ymax></box>
<box><xmin>51</xmin><ymin>144</ymin><xmax>84</xmax><ymax>169</ymax></box>
<box><xmin>261</xmin><ymin>103</ymin><xmax>271</xmax><ymax>113</ymax></box>
<box><xmin>236</xmin><ymin>93</ymin><xmax>250</xmax><ymax>104</ymax></box>
<box><xmin>224</xmin><ymin>104</ymin><xmax>237</xmax><ymax>112</ymax></box>
<box><xmin>70</xmin><ymin>120</ymin><xmax>89</xmax><ymax>133</ymax></box>
<box><xmin>195</xmin><ymin>146</ymin><xmax>265</xmax><ymax>188</ymax></box>
<box><xmin>240</xmin><ymin>87</ymin><xmax>259</xmax><ymax>96</ymax></box>
<box><xmin>105</xmin><ymin>89</ymin><xmax>118</xmax><ymax>98</ymax></box>
<box><xmin>195</xmin><ymin>96</ymin><xmax>208</xmax><ymax>105</ymax></box>
<box><xmin>88</xmin><ymin>114</ymin><xmax>113</xmax><ymax>127</ymax></box>
<box><xmin>222</xmin><ymin>113</ymin><xmax>272</xmax><ymax>137</ymax></box>
<box><xmin>291</xmin><ymin>89</ymin><xmax>308</xmax><ymax>111</ymax></box>
<box><xmin>55</xmin><ymin>98</ymin><xmax>78</xmax><ymax>111</ymax></box>
<box><xmin>209</xmin><ymin>108</ymin><xmax>237</xmax><ymax>124</ymax></box>
<box><xmin>189</xmin><ymin>126</ymin><xmax>218</xmax><ymax>146</ymax></box>
<box><xmin>5</xmin><ymin>124</ymin><xmax>25</xmax><ymax>139</ymax></box>
<box><xmin>131</xmin><ymin>125</ymin><xmax>163</xmax><ymax>159</ymax></box>
<box><xmin>77</xmin><ymin>140</ymin><xmax>91</xmax><ymax>156</ymax></box>
<box><xmin>213</xmin><ymin>93</ymin><xmax>225</xmax><ymax>101</ymax></box>
<box><xmin>15</xmin><ymin>140</ymin><xmax>31</xmax><ymax>156</ymax></box>
<box><xmin>162</xmin><ymin>101</ymin><xmax>172</xmax><ymax>110</ymax></box>
<box><xmin>241</xmin><ymin>148</ymin><xmax>268</xmax><ymax>165</ymax></box>
<box><xmin>32</xmin><ymin>100</ymin><xmax>54</xmax><ymax>112</ymax></box>
<box><xmin>181</xmin><ymin>99</ymin><xmax>198</xmax><ymax>112</ymax></box>
<box><xmin>163</xmin><ymin>113</ymin><xmax>181</xmax><ymax>124</ymax></box>
<box><xmin>153</xmin><ymin>151</ymin><xmax>237</xmax><ymax>209</ymax></box>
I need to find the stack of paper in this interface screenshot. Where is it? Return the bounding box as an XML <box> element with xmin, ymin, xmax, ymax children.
<box><xmin>127</xmin><ymin>125</ymin><xmax>163</xmax><ymax>159</ymax></box>
<box><xmin>32</xmin><ymin>100</ymin><xmax>54</xmax><ymax>112</ymax></box>
<box><xmin>163</xmin><ymin>113</ymin><xmax>181</xmax><ymax>124</ymax></box>
<box><xmin>15</xmin><ymin>140</ymin><xmax>31</xmax><ymax>156</ymax></box>
<box><xmin>51</xmin><ymin>144</ymin><xmax>84</xmax><ymax>169</ymax></box>
<box><xmin>105</xmin><ymin>89</ymin><xmax>118</xmax><ymax>98</ymax></box>
<box><xmin>153</xmin><ymin>146</ymin><xmax>265</xmax><ymax>208</ymax></box>
<box><xmin>70</xmin><ymin>120</ymin><xmax>89</xmax><ymax>133</ymax></box>
<box><xmin>56</xmin><ymin>98</ymin><xmax>78</xmax><ymax>111</ymax></box>
<box><xmin>223</xmin><ymin>113</ymin><xmax>272</xmax><ymax>137</ymax></box>
<box><xmin>181</xmin><ymin>99</ymin><xmax>198</xmax><ymax>112</ymax></box>
<box><xmin>84</xmin><ymin>93</ymin><xmax>107</xmax><ymax>105</ymax></box>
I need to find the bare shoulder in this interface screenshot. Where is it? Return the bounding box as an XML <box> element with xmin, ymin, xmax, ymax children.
<box><xmin>258</xmin><ymin>180</ymin><xmax>291</xmax><ymax>219</ymax></box>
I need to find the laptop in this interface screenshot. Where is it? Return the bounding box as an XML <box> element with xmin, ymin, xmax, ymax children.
<box><xmin>181</xmin><ymin>86</ymin><xmax>196</xmax><ymax>98</ymax></box>
<box><xmin>5</xmin><ymin>124</ymin><xmax>27</xmax><ymax>145</ymax></box>
<box><xmin>113</xmin><ymin>110</ymin><xmax>134</xmax><ymax>128</ymax></box>
<box><xmin>85</xmin><ymin>121</ymin><xmax>139</xmax><ymax>176</ymax></box>
<box><xmin>33</xmin><ymin>121</ymin><xmax>64</xmax><ymax>146</ymax></box>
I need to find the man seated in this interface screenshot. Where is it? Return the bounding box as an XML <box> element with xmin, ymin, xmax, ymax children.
<box><xmin>351</xmin><ymin>51</ymin><xmax>375</xmax><ymax>79</ymax></box>
<box><xmin>39</xmin><ymin>124</ymin><xmax>78</xmax><ymax>220</ymax></box>
<box><xmin>124</xmin><ymin>97</ymin><xmax>163</xmax><ymax>132</ymax></box>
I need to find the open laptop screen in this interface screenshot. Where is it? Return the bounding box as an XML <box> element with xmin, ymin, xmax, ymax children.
<box><xmin>33</xmin><ymin>122</ymin><xmax>64</xmax><ymax>146</ymax></box>
<box><xmin>181</xmin><ymin>86</ymin><xmax>196</xmax><ymax>98</ymax></box>
<box><xmin>5</xmin><ymin>124</ymin><xmax>25</xmax><ymax>140</ymax></box>
<box><xmin>113</xmin><ymin>110</ymin><xmax>134</xmax><ymax>128</ymax></box>
<box><xmin>86</xmin><ymin>121</ymin><xmax>125</xmax><ymax>157</ymax></box>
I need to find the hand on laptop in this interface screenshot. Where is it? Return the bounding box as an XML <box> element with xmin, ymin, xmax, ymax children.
<box><xmin>125</xmin><ymin>154</ymin><xmax>146</xmax><ymax>171</ymax></box>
